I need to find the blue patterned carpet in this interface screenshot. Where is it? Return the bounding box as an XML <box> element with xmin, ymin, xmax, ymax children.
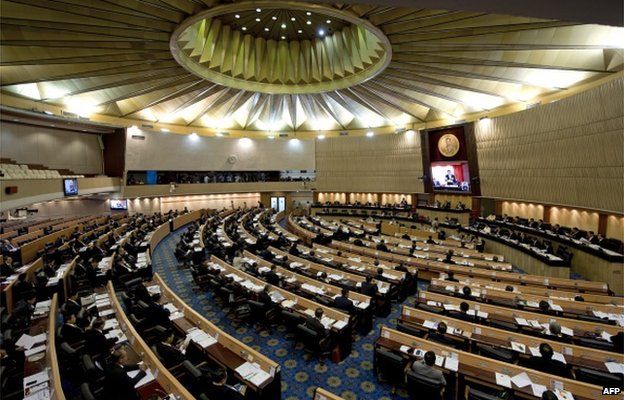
<box><xmin>152</xmin><ymin>227</ymin><xmax>427</xmax><ymax>400</ymax></box>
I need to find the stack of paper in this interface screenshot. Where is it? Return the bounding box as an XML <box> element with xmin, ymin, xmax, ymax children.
<box><xmin>281</xmin><ymin>300</ymin><xmax>296</xmax><ymax>309</ymax></box>
<box><xmin>128</xmin><ymin>369</ymin><xmax>155</xmax><ymax>388</ymax></box>
<box><xmin>235</xmin><ymin>362</ymin><xmax>271</xmax><ymax>386</ymax></box>
<box><xmin>16</xmin><ymin>333</ymin><xmax>47</xmax><ymax>350</ymax></box>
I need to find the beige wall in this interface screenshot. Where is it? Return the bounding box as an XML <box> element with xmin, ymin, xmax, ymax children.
<box><xmin>474</xmin><ymin>77</ymin><xmax>624</xmax><ymax>213</ymax></box>
<box><xmin>549</xmin><ymin>207</ymin><xmax>600</xmax><ymax>233</ymax></box>
<box><xmin>315</xmin><ymin>131</ymin><xmax>424</xmax><ymax>193</ymax></box>
<box><xmin>0</xmin><ymin>122</ymin><xmax>103</xmax><ymax>174</ymax></box>
<box><xmin>125</xmin><ymin>130</ymin><xmax>315</xmax><ymax>171</ymax></box>
<box><xmin>606</xmin><ymin>216</ymin><xmax>624</xmax><ymax>241</ymax></box>
<box><xmin>26</xmin><ymin>198</ymin><xmax>123</xmax><ymax>218</ymax></box>
<box><xmin>501</xmin><ymin>201</ymin><xmax>544</xmax><ymax>220</ymax></box>
<box><xmin>127</xmin><ymin>193</ymin><xmax>260</xmax><ymax>214</ymax></box>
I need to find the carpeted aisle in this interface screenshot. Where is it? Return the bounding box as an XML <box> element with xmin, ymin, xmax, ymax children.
<box><xmin>152</xmin><ymin>227</ymin><xmax>424</xmax><ymax>400</ymax></box>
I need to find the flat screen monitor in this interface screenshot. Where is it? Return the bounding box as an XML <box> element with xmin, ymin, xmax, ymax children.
<box><xmin>110</xmin><ymin>199</ymin><xmax>128</xmax><ymax>210</ymax></box>
<box><xmin>63</xmin><ymin>178</ymin><xmax>78</xmax><ymax>196</ymax></box>
<box><xmin>431</xmin><ymin>161</ymin><xmax>471</xmax><ymax>192</ymax></box>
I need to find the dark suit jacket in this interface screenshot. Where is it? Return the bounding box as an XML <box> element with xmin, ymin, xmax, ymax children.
<box><xmin>305</xmin><ymin>315</ymin><xmax>327</xmax><ymax>337</ymax></box>
<box><xmin>264</xmin><ymin>271</ymin><xmax>281</xmax><ymax>285</ymax></box>
<box><xmin>258</xmin><ymin>291</ymin><xmax>274</xmax><ymax>308</ymax></box>
<box><xmin>61</xmin><ymin>323</ymin><xmax>84</xmax><ymax>344</ymax></box>
<box><xmin>334</xmin><ymin>296</ymin><xmax>355</xmax><ymax>313</ymax></box>
<box><xmin>0</xmin><ymin>262</ymin><xmax>15</xmax><ymax>277</ymax></box>
<box><xmin>361</xmin><ymin>282</ymin><xmax>378</xmax><ymax>297</ymax></box>
<box><xmin>527</xmin><ymin>356</ymin><xmax>572</xmax><ymax>378</ymax></box>
<box><xmin>104</xmin><ymin>363</ymin><xmax>146</xmax><ymax>400</ymax></box>
<box><xmin>84</xmin><ymin>329</ymin><xmax>116</xmax><ymax>355</ymax></box>
<box><xmin>204</xmin><ymin>384</ymin><xmax>245</xmax><ymax>400</ymax></box>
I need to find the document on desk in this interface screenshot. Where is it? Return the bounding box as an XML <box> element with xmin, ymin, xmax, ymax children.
<box><xmin>495</xmin><ymin>372</ymin><xmax>511</xmax><ymax>388</ymax></box>
<box><xmin>443</xmin><ymin>304</ymin><xmax>459</xmax><ymax>311</ymax></box>
<box><xmin>25</xmin><ymin>344</ymin><xmax>47</xmax><ymax>357</ymax></box>
<box><xmin>98</xmin><ymin>309</ymin><xmax>114</xmax><ymax>317</ymax></box>
<box><xmin>444</xmin><ymin>357</ymin><xmax>459</xmax><ymax>372</ymax></box>
<box><xmin>128</xmin><ymin>369</ymin><xmax>156</xmax><ymax>388</ymax></box>
<box><xmin>435</xmin><ymin>355</ymin><xmax>444</xmax><ymax>367</ymax></box>
<box><xmin>554</xmin><ymin>389</ymin><xmax>575</xmax><ymax>400</ymax></box>
<box><xmin>423</xmin><ymin>320</ymin><xmax>437</xmax><ymax>329</ymax></box>
<box><xmin>552</xmin><ymin>352</ymin><xmax>566</xmax><ymax>364</ymax></box>
<box><xmin>24</xmin><ymin>388</ymin><xmax>50</xmax><ymax>400</ymax></box>
<box><xmin>531</xmin><ymin>383</ymin><xmax>547</xmax><ymax>397</ymax></box>
<box><xmin>515</xmin><ymin>318</ymin><xmax>529</xmax><ymax>326</ymax></box>
<box><xmin>333</xmin><ymin>320</ymin><xmax>348</xmax><ymax>330</ymax></box>
<box><xmin>103</xmin><ymin>318</ymin><xmax>119</xmax><ymax>331</ymax></box>
<box><xmin>23</xmin><ymin>370</ymin><xmax>50</xmax><ymax>390</ymax></box>
<box><xmin>16</xmin><ymin>333</ymin><xmax>47</xmax><ymax>350</ymax></box>
<box><xmin>528</xmin><ymin>346</ymin><xmax>541</xmax><ymax>357</ymax></box>
<box><xmin>511</xmin><ymin>372</ymin><xmax>531</xmax><ymax>388</ymax></box>
<box><xmin>510</xmin><ymin>341</ymin><xmax>526</xmax><ymax>353</ymax></box>
<box><xmin>605</xmin><ymin>362</ymin><xmax>624</xmax><ymax>374</ymax></box>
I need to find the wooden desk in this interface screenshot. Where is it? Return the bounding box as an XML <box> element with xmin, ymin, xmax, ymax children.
<box><xmin>107</xmin><ymin>281</ymin><xmax>195</xmax><ymax>399</ymax></box>
<box><xmin>172</xmin><ymin>210</ymin><xmax>203</xmax><ymax>231</ymax></box>
<box><xmin>153</xmin><ymin>273</ymin><xmax>281</xmax><ymax>398</ymax></box>
<box><xmin>3</xmin><ymin>257</ymin><xmax>43</xmax><ymax>312</ymax></box>
<box><xmin>314</xmin><ymin>387</ymin><xmax>345</xmax><ymax>400</ymax></box>
<box><xmin>376</xmin><ymin>326</ymin><xmax>602</xmax><ymax>400</ymax></box>
<box><xmin>400</xmin><ymin>305</ymin><xmax>624</xmax><ymax>371</ymax></box>
<box><xmin>418</xmin><ymin>291</ymin><xmax>623</xmax><ymax>340</ymax></box>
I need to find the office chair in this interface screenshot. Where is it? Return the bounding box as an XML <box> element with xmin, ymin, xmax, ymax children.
<box><xmin>575</xmin><ymin>367</ymin><xmax>623</xmax><ymax>387</ymax></box>
<box><xmin>296</xmin><ymin>324</ymin><xmax>331</xmax><ymax>361</ymax></box>
<box><xmin>374</xmin><ymin>348</ymin><xmax>408</xmax><ymax>393</ymax></box>
<box><xmin>406</xmin><ymin>370</ymin><xmax>445</xmax><ymax>400</ymax></box>
<box><xmin>475</xmin><ymin>343</ymin><xmax>517</xmax><ymax>363</ymax></box>
<box><xmin>466</xmin><ymin>385</ymin><xmax>509</xmax><ymax>400</ymax></box>
<box><xmin>396</xmin><ymin>320</ymin><xmax>426</xmax><ymax>338</ymax></box>
<box><xmin>80</xmin><ymin>382</ymin><xmax>103</xmax><ymax>400</ymax></box>
<box><xmin>280</xmin><ymin>310</ymin><xmax>305</xmax><ymax>333</ymax></box>
<box><xmin>575</xmin><ymin>337</ymin><xmax>614</xmax><ymax>351</ymax></box>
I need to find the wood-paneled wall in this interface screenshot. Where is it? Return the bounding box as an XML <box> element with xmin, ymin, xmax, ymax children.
<box><xmin>315</xmin><ymin>132</ymin><xmax>424</xmax><ymax>193</ymax></box>
<box><xmin>474</xmin><ymin>77</ymin><xmax>624</xmax><ymax>213</ymax></box>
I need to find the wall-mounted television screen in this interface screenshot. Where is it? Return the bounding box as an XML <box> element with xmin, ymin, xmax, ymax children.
<box><xmin>431</xmin><ymin>161</ymin><xmax>471</xmax><ymax>192</ymax></box>
<box><xmin>110</xmin><ymin>199</ymin><xmax>128</xmax><ymax>210</ymax></box>
<box><xmin>63</xmin><ymin>178</ymin><xmax>78</xmax><ymax>196</ymax></box>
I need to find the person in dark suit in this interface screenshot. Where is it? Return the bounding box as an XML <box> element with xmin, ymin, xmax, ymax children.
<box><xmin>449</xmin><ymin>301</ymin><xmax>474</xmax><ymax>322</ymax></box>
<box><xmin>10</xmin><ymin>292</ymin><xmax>37</xmax><ymax>328</ymax></box>
<box><xmin>305</xmin><ymin>307</ymin><xmax>328</xmax><ymax>337</ymax></box>
<box><xmin>376</xmin><ymin>240</ymin><xmax>388</xmax><ymax>252</ymax></box>
<box><xmin>64</xmin><ymin>293</ymin><xmax>83</xmax><ymax>316</ymax></box>
<box><xmin>84</xmin><ymin>318</ymin><xmax>117</xmax><ymax>356</ymax></box>
<box><xmin>0</xmin><ymin>256</ymin><xmax>16</xmax><ymax>278</ymax></box>
<box><xmin>444</xmin><ymin>271</ymin><xmax>459</xmax><ymax>282</ymax></box>
<box><xmin>104</xmin><ymin>348</ymin><xmax>147</xmax><ymax>400</ymax></box>
<box><xmin>443</xmin><ymin>250</ymin><xmax>456</xmax><ymax>264</ymax></box>
<box><xmin>334</xmin><ymin>288</ymin><xmax>355</xmax><ymax>314</ymax></box>
<box><xmin>526</xmin><ymin>343</ymin><xmax>573</xmax><ymax>378</ymax></box>
<box><xmin>263</xmin><ymin>265</ymin><xmax>281</xmax><ymax>285</ymax></box>
<box><xmin>289</xmin><ymin>243</ymin><xmax>300</xmax><ymax>256</ymax></box>
<box><xmin>61</xmin><ymin>313</ymin><xmax>84</xmax><ymax>345</ymax></box>
<box><xmin>360</xmin><ymin>275</ymin><xmax>378</xmax><ymax>297</ymax></box>
<box><xmin>426</xmin><ymin>236</ymin><xmax>437</xmax><ymax>245</ymax></box>
<box><xmin>203</xmin><ymin>368</ymin><xmax>245</xmax><ymax>400</ymax></box>
<box><xmin>258</xmin><ymin>284</ymin><xmax>275</xmax><ymax>310</ymax></box>
<box><xmin>156</xmin><ymin>331</ymin><xmax>185</xmax><ymax>368</ymax></box>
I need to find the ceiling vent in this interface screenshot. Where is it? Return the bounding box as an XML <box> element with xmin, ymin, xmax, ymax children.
<box><xmin>339</xmin><ymin>131</ymin><xmax>349</xmax><ymax>136</ymax></box>
<box><xmin>279</xmin><ymin>133</ymin><xmax>289</xmax><ymax>138</ymax></box>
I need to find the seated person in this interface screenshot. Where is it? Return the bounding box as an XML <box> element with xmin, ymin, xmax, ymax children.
<box><xmin>84</xmin><ymin>318</ymin><xmax>117</xmax><ymax>356</ymax></box>
<box><xmin>410</xmin><ymin>350</ymin><xmax>446</xmax><ymax>388</ymax></box>
<box><xmin>0</xmin><ymin>256</ymin><xmax>16</xmax><ymax>278</ymax></box>
<box><xmin>156</xmin><ymin>331</ymin><xmax>186</xmax><ymax>368</ymax></box>
<box><xmin>61</xmin><ymin>312</ymin><xmax>84</xmax><ymax>345</ymax></box>
<box><xmin>289</xmin><ymin>243</ymin><xmax>300</xmax><ymax>256</ymax></box>
<box><xmin>375</xmin><ymin>267</ymin><xmax>385</xmax><ymax>280</ymax></box>
<box><xmin>263</xmin><ymin>265</ymin><xmax>281</xmax><ymax>285</ymax></box>
<box><xmin>449</xmin><ymin>301</ymin><xmax>473</xmax><ymax>322</ymax></box>
<box><xmin>444</xmin><ymin>271</ymin><xmax>459</xmax><ymax>282</ymax></box>
<box><xmin>104</xmin><ymin>348</ymin><xmax>147</xmax><ymax>400</ymax></box>
<box><xmin>258</xmin><ymin>284</ymin><xmax>275</xmax><ymax>310</ymax></box>
<box><xmin>376</xmin><ymin>240</ymin><xmax>388</xmax><ymax>252</ymax></box>
<box><xmin>443</xmin><ymin>250</ymin><xmax>455</xmax><ymax>265</ymax></box>
<box><xmin>203</xmin><ymin>368</ymin><xmax>245</xmax><ymax>400</ymax></box>
<box><xmin>305</xmin><ymin>307</ymin><xmax>328</xmax><ymax>337</ymax></box>
<box><xmin>525</xmin><ymin>343</ymin><xmax>573</xmax><ymax>378</ymax></box>
<box><xmin>333</xmin><ymin>288</ymin><xmax>355</xmax><ymax>314</ymax></box>
<box><xmin>10</xmin><ymin>291</ymin><xmax>37</xmax><ymax>329</ymax></box>
<box><xmin>360</xmin><ymin>275</ymin><xmax>378</xmax><ymax>297</ymax></box>
<box><xmin>461</xmin><ymin>286</ymin><xmax>473</xmax><ymax>300</ymax></box>
<box><xmin>426</xmin><ymin>236</ymin><xmax>437</xmax><ymax>245</ymax></box>
<box><xmin>427</xmin><ymin>322</ymin><xmax>463</xmax><ymax>349</ymax></box>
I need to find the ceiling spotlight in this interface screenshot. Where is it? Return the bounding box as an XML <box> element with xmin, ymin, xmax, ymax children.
<box><xmin>215</xmin><ymin>132</ymin><xmax>223</xmax><ymax>137</ymax></box>
<box><xmin>268</xmin><ymin>135</ymin><xmax>275</xmax><ymax>139</ymax></box>
<box><xmin>256</xmin><ymin>8</ymin><xmax>261</xmax><ymax>12</ymax></box>
<box><xmin>318</xmin><ymin>29</ymin><xmax>325</xmax><ymax>36</ymax></box>
<box><xmin>255</xmin><ymin>17</ymin><xmax>261</xmax><ymax>22</ymax></box>
<box><xmin>306</xmin><ymin>20</ymin><xmax>311</xmax><ymax>25</ymax></box>
<box><xmin>366</xmin><ymin>131</ymin><xmax>374</xmax><ymax>137</ymax></box>
<box><xmin>281</xmin><ymin>36</ymin><xmax>286</xmax><ymax>40</ymax></box>
<box><xmin>291</xmin><ymin>17</ymin><xmax>296</xmax><ymax>21</ymax></box>
<box><xmin>271</xmin><ymin>16</ymin><xmax>277</xmax><ymax>20</ymax></box>
<box><xmin>264</xmin><ymin>27</ymin><xmax>269</xmax><ymax>31</ymax></box>
<box><xmin>317</xmin><ymin>134</ymin><xmax>325</xmax><ymax>140</ymax></box>
<box><xmin>242</xmin><ymin>26</ymin><xmax>247</xmax><ymax>31</ymax></box>
<box><xmin>281</xmin><ymin>23</ymin><xmax>286</xmax><ymax>29</ymax></box>
<box><xmin>161</xmin><ymin>128</ymin><xmax>170</xmax><ymax>132</ymax></box>
<box><xmin>234</xmin><ymin>14</ymin><xmax>240</xmax><ymax>19</ymax></box>
<box><xmin>297</xmin><ymin>29</ymin><xmax>303</xmax><ymax>34</ymax></box>
<box><xmin>306</xmin><ymin>11</ymin><xmax>311</xmax><ymax>16</ymax></box>
<box><xmin>326</xmin><ymin>19</ymin><xmax>331</xmax><ymax>23</ymax></box>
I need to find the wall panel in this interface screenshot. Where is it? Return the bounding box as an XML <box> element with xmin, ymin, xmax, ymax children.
<box><xmin>474</xmin><ymin>77</ymin><xmax>624</xmax><ymax>213</ymax></box>
<box><xmin>125</xmin><ymin>131</ymin><xmax>315</xmax><ymax>171</ymax></box>
<box><xmin>0</xmin><ymin>122</ymin><xmax>103</xmax><ymax>174</ymax></box>
<box><xmin>315</xmin><ymin>132</ymin><xmax>424</xmax><ymax>193</ymax></box>
<box><xmin>501</xmin><ymin>201</ymin><xmax>544</xmax><ymax>220</ymax></box>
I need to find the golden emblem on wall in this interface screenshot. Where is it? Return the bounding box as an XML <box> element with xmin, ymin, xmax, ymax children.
<box><xmin>438</xmin><ymin>134</ymin><xmax>460</xmax><ymax>157</ymax></box>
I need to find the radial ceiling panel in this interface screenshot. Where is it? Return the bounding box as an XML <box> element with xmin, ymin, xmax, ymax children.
<box><xmin>1</xmin><ymin>0</ymin><xmax>622</xmax><ymax>132</ymax></box>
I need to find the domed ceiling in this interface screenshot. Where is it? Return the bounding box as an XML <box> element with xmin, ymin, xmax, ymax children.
<box><xmin>1</xmin><ymin>0</ymin><xmax>623</xmax><ymax>133</ymax></box>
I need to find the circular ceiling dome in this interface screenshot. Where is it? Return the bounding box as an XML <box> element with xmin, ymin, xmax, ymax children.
<box><xmin>170</xmin><ymin>1</ymin><xmax>392</xmax><ymax>94</ymax></box>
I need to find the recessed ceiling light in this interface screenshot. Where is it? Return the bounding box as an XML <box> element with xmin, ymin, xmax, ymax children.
<box><xmin>215</xmin><ymin>132</ymin><xmax>223</xmax><ymax>137</ymax></box>
<box><xmin>291</xmin><ymin>17</ymin><xmax>296</xmax><ymax>21</ymax></box>
<box><xmin>255</xmin><ymin>17</ymin><xmax>261</xmax><ymax>22</ymax></box>
<box><xmin>297</xmin><ymin>29</ymin><xmax>303</xmax><ymax>34</ymax></box>
<box><xmin>318</xmin><ymin>29</ymin><xmax>325</xmax><ymax>36</ymax></box>
<box><xmin>234</xmin><ymin>14</ymin><xmax>240</xmax><ymax>19</ymax></box>
<box><xmin>268</xmin><ymin>135</ymin><xmax>275</xmax><ymax>139</ymax></box>
<box><xmin>242</xmin><ymin>26</ymin><xmax>247</xmax><ymax>31</ymax></box>
<box><xmin>161</xmin><ymin>128</ymin><xmax>170</xmax><ymax>132</ymax></box>
<box><xmin>281</xmin><ymin>23</ymin><xmax>286</xmax><ymax>29</ymax></box>
<box><xmin>306</xmin><ymin>20</ymin><xmax>311</xmax><ymax>25</ymax></box>
<box><xmin>281</xmin><ymin>36</ymin><xmax>286</xmax><ymax>40</ymax></box>
<box><xmin>317</xmin><ymin>134</ymin><xmax>325</xmax><ymax>140</ymax></box>
<box><xmin>326</xmin><ymin>19</ymin><xmax>331</xmax><ymax>23</ymax></box>
<box><xmin>366</xmin><ymin>131</ymin><xmax>374</xmax><ymax>137</ymax></box>
<box><xmin>271</xmin><ymin>16</ymin><xmax>277</xmax><ymax>20</ymax></box>
<box><xmin>306</xmin><ymin>12</ymin><xmax>311</xmax><ymax>16</ymax></box>
<box><xmin>264</xmin><ymin>27</ymin><xmax>269</xmax><ymax>31</ymax></box>
<box><xmin>256</xmin><ymin>8</ymin><xmax>261</xmax><ymax>12</ymax></box>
